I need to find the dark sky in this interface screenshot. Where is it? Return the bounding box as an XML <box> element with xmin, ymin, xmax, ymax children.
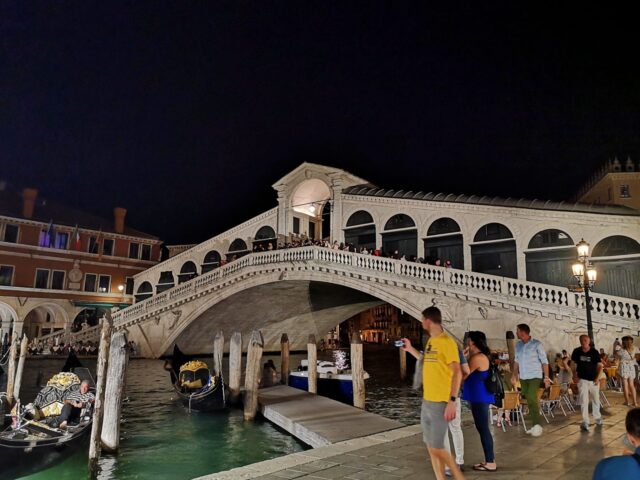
<box><xmin>2</xmin><ymin>3</ymin><xmax>639</xmax><ymax>244</ymax></box>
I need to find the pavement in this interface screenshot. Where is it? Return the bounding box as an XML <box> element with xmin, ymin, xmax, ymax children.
<box><xmin>195</xmin><ymin>392</ymin><xmax>632</xmax><ymax>480</ymax></box>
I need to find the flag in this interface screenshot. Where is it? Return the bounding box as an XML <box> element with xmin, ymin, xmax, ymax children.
<box><xmin>96</xmin><ymin>228</ymin><xmax>103</xmax><ymax>260</ymax></box>
<box><xmin>72</xmin><ymin>224</ymin><xmax>81</xmax><ymax>250</ymax></box>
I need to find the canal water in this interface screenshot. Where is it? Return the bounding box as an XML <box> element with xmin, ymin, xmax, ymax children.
<box><xmin>12</xmin><ymin>345</ymin><xmax>421</xmax><ymax>480</ymax></box>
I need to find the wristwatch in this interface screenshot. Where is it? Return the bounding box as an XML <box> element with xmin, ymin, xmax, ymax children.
<box><xmin>449</xmin><ymin>396</ymin><xmax>457</xmax><ymax>402</ymax></box>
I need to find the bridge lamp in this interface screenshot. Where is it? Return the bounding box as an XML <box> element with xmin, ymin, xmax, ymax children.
<box><xmin>118</xmin><ymin>284</ymin><xmax>125</xmax><ymax>292</ymax></box>
<box><xmin>308</xmin><ymin>204</ymin><xmax>316</xmax><ymax>214</ymax></box>
<box><xmin>572</xmin><ymin>238</ymin><xmax>598</xmax><ymax>346</ymax></box>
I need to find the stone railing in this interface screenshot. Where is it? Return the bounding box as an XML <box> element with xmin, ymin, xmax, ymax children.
<box><xmin>108</xmin><ymin>247</ymin><xmax>640</xmax><ymax>335</ymax></box>
<box><xmin>34</xmin><ymin>323</ymin><xmax>103</xmax><ymax>346</ymax></box>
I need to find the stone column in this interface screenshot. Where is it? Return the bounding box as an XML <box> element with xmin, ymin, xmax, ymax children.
<box><xmin>12</xmin><ymin>320</ymin><xmax>24</xmax><ymax>338</ymax></box>
<box><xmin>275</xmin><ymin>186</ymin><xmax>288</xmax><ymax>241</ymax></box>
<box><xmin>329</xmin><ymin>176</ymin><xmax>344</xmax><ymax>244</ymax></box>
<box><xmin>463</xmin><ymin>243</ymin><xmax>472</xmax><ymax>271</ymax></box>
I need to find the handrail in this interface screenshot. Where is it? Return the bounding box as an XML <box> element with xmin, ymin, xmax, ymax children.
<box><xmin>46</xmin><ymin>246</ymin><xmax>638</xmax><ymax>344</ymax></box>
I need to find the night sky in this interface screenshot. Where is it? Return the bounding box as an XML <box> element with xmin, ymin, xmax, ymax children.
<box><xmin>2</xmin><ymin>3</ymin><xmax>639</xmax><ymax>244</ymax></box>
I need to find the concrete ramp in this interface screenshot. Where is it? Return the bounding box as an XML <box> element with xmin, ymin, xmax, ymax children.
<box><xmin>257</xmin><ymin>385</ymin><xmax>404</xmax><ymax>447</ymax></box>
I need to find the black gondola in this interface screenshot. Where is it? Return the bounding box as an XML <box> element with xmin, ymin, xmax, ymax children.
<box><xmin>0</xmin><ymin>360</ymin><xmax>95</xmax><ymax>478</ymax></box>
<box><xmin>168</xmin><ymin>345</ymin><xmax>225</xmax><ymax>412</ymax></box>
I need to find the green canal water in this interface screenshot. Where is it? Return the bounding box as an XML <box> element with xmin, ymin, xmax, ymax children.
<box><xmin>12</xmin><ymin>346</ymin><xmax>422</xmax><ymax>480</ymax></box>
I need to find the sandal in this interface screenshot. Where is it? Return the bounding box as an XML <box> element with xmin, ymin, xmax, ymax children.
<box><xmin>473</xmin><ymin>464</ymin><xmax>498</xmax><ymax>472</ymax></box>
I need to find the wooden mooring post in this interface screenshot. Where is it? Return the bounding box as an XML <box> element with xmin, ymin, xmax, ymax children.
<box><xmin>307</xmin><ymin>334</ymin><xmax>317</xmax><ymax>394</ymax></box>
<box><xmin>280</xmin><ymin>333</ymin><xmax>289</xmax><ymax>385</ymax></box>
<box><xmin>243</xmin><ymin>330</ymin><xmax>263</xmax><ymax>421</ymax></box>
<box><xmin>506</xmin><ymin>330</ymin><xmax>516</xmax><ymax>371</ymax></box>
<box><xmin>351</xmin><ymin>335</ymin><xmax>365</xmax><ymax>409</ymax></box>
<box><xmin>13</xmin><ymin>335</ymin><xmax>29</xmax><ymax>402</ymax></box>
<box><xmin>213</xmin><ymin>330</ymin><xmax>224</xmax><ymax>378</ymax></box>
<box><xmin>399</xmin><ymin>345</ymin><xmax>407</xmax><ymax>381</ymax></box>
<box><xmin>228</xmin><ymin>331</ymin><xmax>242</xmax><ymax>404</ymax></box>
<box><xmin>101</xmin><ymin>331</ymin><xmax>129</xmax><ymax>454</ymax></box>
<box><xmin>5</xmin><ymin>335</ymin><xmax>18</xmax><ymax>405</ymax></box>
<box><xmin>88</xmin><ymin>314</ymin><xmax>114</xmax><ymax>479</ymax></box>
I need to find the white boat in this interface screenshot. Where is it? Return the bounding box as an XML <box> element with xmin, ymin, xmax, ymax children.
<box><xmin>288</xmin><ymin>360</ymin><xmax>370</xmax><ymax>404</ymax></box>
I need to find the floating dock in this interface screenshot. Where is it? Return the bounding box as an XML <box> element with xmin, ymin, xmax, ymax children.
<box><xmin>257</xmin><ymin>385</ymin><xmax>404</xmax><ymax>447</ymax></box>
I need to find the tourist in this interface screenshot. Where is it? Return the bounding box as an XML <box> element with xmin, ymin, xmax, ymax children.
<box><xmin>599</xmin><ymin>348</ymin><xmax>611</xmax><ymax>368</ymax></box>
<box><xmin>510</xmin><ymin>323</ymin><xmax>550</xmax><ymax>437</ymax></box>
<box><xmin>571</xmin><ymin>335</ymin><xmax>603</xmax><ymax>431</ymax></box>
<box><xmin>462</xmin><ymin>331</ymin><xmax>497</xmax><ymax>472</ymax></box>
<box><xmin>592</xmin><ymin>407</ymin><xmax>640</xmax><ymax>478</ymax></box>
<box><xmin>444</xmin><ymin>345</ymin><xmax>469</xmax><ymax>476</ymax></box>
<box><xmin>401</xmin><ymin>307</ymin><xmax>463</xmax><ymax>480</ymax></box>
<box><xmin>57</xmin><ymin>380</ymin><xmax>95</xmax><ymax>429</ymax></box>
<box><xmin>617</xmin><ymin>336</ymin><xmax>638</xmax><ymax>407</ymax></box>
<box><xmin>555</xmin><ymin>350</ymin><xmax>572</xmax><ymax>388</ymax></box>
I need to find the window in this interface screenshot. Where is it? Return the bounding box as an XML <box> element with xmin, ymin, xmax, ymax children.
<box><xmin>102</xmin><ymin>239</ymin><xmax>114</xmax><ymax>256</ymax></box>
<box><xmin>2</xmin><ymin>224</ymin><xmax>19</xmax><ymax>243</ymax></box>
<box><xmin>51</xmin><ymin>270</ymin><xmax>66</xmax><ymax>290</ymax></box>
<box><xmin>620</xmin><ymin>184</ymin><xmax>631</xmax><ymax>198</ymax></box>
<box><xmin>39</xmin><ymin>229</ymin><xmax>52</xmax><ymax>247</ymax></box>
<box><xmin>0</xmin><ymin>265</ymin><xmax>14</xmax><ymax>286</ymax></box>
<box><xmin>129</xmin><ymin>242</ymin><xmax>140</xmax><ymax>259</ymax></box>
<box><xmin>88</xmin><ymin>236</ymin><xmax>98</xmax><ymax>254</ymax></box>
<box><xmin>125</xmin><ymin>277</ymin><xmax>134</xmax><ymax>295</ymax></box>
<box><xmin>54</xmin><ymin>232</ymin><xmax>69</xmax><ymax>249</ymax></box>
<box><xmin>141</xmin><ymin>244</ymin><xmax>151</xmax><ymax>260</ymax></box>
<box><xmin>35</xmin><ymin>269</ymin><xmax>50</xmax><ymax>289</ymax></box>
<box><xmin>293</xmin><ymin>217</ymin><xmax>300</xmax><ymax>234</ymax></box>
<box><xmin>98</xmin><ymin>275</ymin><xmax>111</xmax><ymax>292</ymax></box>
<box><xmin>84</xmin><ymin>273</ymin><xmax>97</xmax><ymax>292</ymax></box>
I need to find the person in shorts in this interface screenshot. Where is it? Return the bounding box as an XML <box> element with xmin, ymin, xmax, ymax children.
<box><xmin>402</xmin><ymin>307</ymin><xmax>463</xmax><ymax>480</ymax></box>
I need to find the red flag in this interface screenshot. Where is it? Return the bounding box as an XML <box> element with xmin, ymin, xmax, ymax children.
<box><xmin>96</xmin><ymin>228</ymin><xmax>103</xmax><ymax>259</ymax></box>
<box><xmin>72</xmin><ymin>224</ymin><xmax>81</xmax><ymax>250</ymax></box>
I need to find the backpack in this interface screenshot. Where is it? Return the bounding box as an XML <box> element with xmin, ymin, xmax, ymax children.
<box><xmin>484</xmin><ymin>360</ymin><xmax>505</xmax><ymax>406</ymax></box>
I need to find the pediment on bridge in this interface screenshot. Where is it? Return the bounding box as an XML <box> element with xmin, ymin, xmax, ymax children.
<box><xmin>272</xmin><ymin>162</ymin><xmax>372</xmax><ymax>192</ymax></box>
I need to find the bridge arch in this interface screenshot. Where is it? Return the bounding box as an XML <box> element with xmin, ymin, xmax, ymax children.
<box><xmin>178</xmin><ymin>261</ymin><xmax>198</xmax><ymax>284</ymax></box>
<box><xmin>201</xmin><ymin>250</ymin><xmax>222</xmax><ymax>273</ymax></box>
<box><xmin>156</xmin><ymin>271</ymin><xmax>176</xmax><ymax>293</ymax></box>
<box><xmin>21</xmin><ymin>301</ymin><xmax>70</xmax><ymax>339</ymax></box>
<box><xmin>253</xmin><ymin>225</ymin><xmax>277</xmax><ymax>250</ymax></box>
<box><xmin>381</xmin><ymin>213</ymin><xmax>417</xmax><ymax>259</ymax></box>
<box><xmin>136</xmin><ymin>281</ymin><xmax>153</xmax><ymax>301</ymax></box>
<box><xmin>344</xmin><ymin>210</ymin><xmax>376</xmax><ymax>250</ymax></box>
<box><xmin>156</xmin><ymin>270</ymin><xmax>426</xmax><ymax>357</ymax></box>
<box><xmin>525</xmin><ymin>229</ymin><xmax>575</xmax><ymax>287</ymax></box>
<box><xmin>591</xmin><ymin>235</ymin><xmax>640</xmax><ymax>299</ymax></box>
<box><xmin>227</xmin><ymin>238</ymin><xmax>249</xmax><ymax>261</ymax></box>
<box><xmin>424</xmin><ymin>217</ymin><xmax>463</xmax><ymax>267</ymax></box>
<box><xmin>471</xmin><ymin>222</ymin><xmax>517</xmax><ymax>278</ymax></box>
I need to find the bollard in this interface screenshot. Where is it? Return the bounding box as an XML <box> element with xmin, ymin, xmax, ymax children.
<box><xmin>506</xmin><ymin>330</ymin><xmax>516</xmax><ymax>371</ymax></box>
<box><xmin>243</xmin><ymin>330</ymin><xmax>264</xmax><ymax>421</ymax></box>
<box><xmin>399</xmin><ymin>345</ymin><xmax>407</xmax><ymax>381</ymax></box>
<box><xmin>213</xmin><ymin>331</ymin><xmax>224</xmax><ymax>378</ymax></box>
<box><xmin>101</xmin><ymin>331</ymin><xmax>129</xmax><ymax>453</ymax></box>
<box><xmin>280</xmin><ymin>333</ymin><xmax>290</xmax><ymax>385</ymax></box>
<box><xmin>351</xmin><ymin>335</ymin><xmax>365</xmax><ymax>409</ymax></box>
<box><xmin>307</xmin><ymin>334</ymin><xmax>317</xmax><ymax>394</ymax></box>
<box><xmin>88</xmin><ymin>314</ymin><xmax>114</xmax><ymax>479</ymax></box>
<box><xmin>228</xmin><ymin>332</ymin><xmax>242</xmax><ymax>404</ymax></box>
<box><xmin>13</xmin><ymin>335</ymin><xmax>29</xmax><ymax>402</ymax></box>
<box><xmin>5</xmin><ymin>336</ymin><xmax>18</xmax><ymax>405</ymax></box>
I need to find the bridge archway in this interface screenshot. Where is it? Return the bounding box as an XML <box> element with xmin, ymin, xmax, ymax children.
<box><xmin>382</xmin><ymin>214</ymin><xmax>417</xmax><ymax>259</ymax></box>
<box><xmin>178</xmin><ymin>261</ymin><xmax>198</xmax><ymax>284</ymax></box>
<box><xmin>136</xmin><ymin>281</ymin><xmax>153</xmax><ymax>302</ymax></box>
<box><xmin>344</xmin><ymin>210</ymin><xmax>376</xmax><ymax>250</ymax></box>
<box><xmin>156</xmin><ymin>271</ymin><xmax>176</xmax><ymax>294</ymax></box>
<box><xmin>227</xmin><ymin>238</ymin><xmax>249</xmax><ymax>261</ymax></box>
<box><xmin>591</xmin><ymin>235</ymin><xmax>640</xmax><ymax>299</ymax></box>
<box><xmin>525</xmin><ymin>229</ymin><xmax>574</xmax><ymax>287</ymax></box>
<box><xmin>424</xmin><ymin>217</ymin><xmax>463</xmax><ymax>267</ymax></box>
<box><xmin>291</xmin><ymin>179</ymin><xmax>331</xmax><ymax>241</ymax></box>
<box><xmin>472</xmin><ymin>223</ymin><xmax>517</xmax><ymax>278</ymax></box>
<box><xmin>22</xmin><ymin>302</ymin><xmax>69</xmax><ymax>339</ymax></box>
<box><xmin>202</xmin><ymin>250</ymin><xmax>221</xmax><ymax>273</ymax></box>
<box><xmin>253</xmin><ymin>226</ymin><xmax>277</xmax><ymax>250</ymax></box>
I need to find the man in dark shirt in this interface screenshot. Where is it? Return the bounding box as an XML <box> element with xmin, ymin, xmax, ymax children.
<box><xmin>572</xmin><ymin>335</ymin><xmax>603</xmax><ymax>432</ymax></box>
<box><xmin>58</xmin><ymin>380</ymin><xmax>95</xmax><ymax>429</ymax></box>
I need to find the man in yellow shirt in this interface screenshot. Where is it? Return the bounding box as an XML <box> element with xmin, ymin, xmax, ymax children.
<box><xmin>403</xmin><ymin>306</ymin><xmax>463</xmax><ymax>480</ymax></box>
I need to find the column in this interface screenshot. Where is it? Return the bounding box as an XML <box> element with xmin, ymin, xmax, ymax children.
<box><xmin>329</xmin><ymin>176</ymin><xmax>344</xmax><ymax>244</ymax></box>
<box><xmin>275</xmin><ymin>187</ymin><xmax>288</xmax><ymax>243</ymax></box>
<box><xmin>463</xmin><ymin>243</ymin><xmax>472</xmax><ymax>271</ymax></box>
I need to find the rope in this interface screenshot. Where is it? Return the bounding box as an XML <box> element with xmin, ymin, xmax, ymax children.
<box><xmin>0</xmin><ymin>348</ymin><xmax>10</xmax><ymax>367</ymax></box>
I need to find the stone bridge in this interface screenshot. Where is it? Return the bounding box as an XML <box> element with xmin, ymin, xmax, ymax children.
<box><xmin>42</xmin><ymin>246</ymin><xmax>640</xmax><ymax>358</ymax></box>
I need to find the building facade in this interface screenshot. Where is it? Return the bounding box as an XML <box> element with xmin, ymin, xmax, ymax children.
<box><xmin>576</xmin><ymin>157</ymin><xmax>640</xmax><ymax>210</ymax></box>
<box><xmin>0</xmin><ymin>186</ymin><xmax>162</xmax><ymax>342</ymax></box>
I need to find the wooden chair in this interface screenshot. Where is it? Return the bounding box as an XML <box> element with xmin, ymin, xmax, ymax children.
<box><xmin>496</xmin><ymin>391</ymin><xmax>527</xmax><ymax>431</ymax></box>
<box><xmin>541</xmin><ymin>384</ymin><xmax>564</xmax><ymax>417</ymax></box>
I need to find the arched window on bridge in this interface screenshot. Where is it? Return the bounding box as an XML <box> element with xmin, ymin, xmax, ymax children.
<box><xmin>178</xmin><ymin>261</ymin><xmax>198</xmax><ymax>284</ymax></box>
<box><xmin>382</xmin><ymin>214</ymin><xmax>417</xmax><ymax>259</ymax></box>
<box><xmin>253</xmin><ymin>226</ymin><xmax>277</xmax><ymax>251</ymax></box>
<box><xmin>156</xmin><ymin>271</ymin><xmax>175</xmax><ymax>294</ymax></box>
<box><xmin>202</xmin><ymin>250</ymin><xmax>221</xmax><ymax>274</ymax></box>
<box><xmin>525</xmin><ymin>229</ymin><xmax>574</xmax><ymax>287</ymax></box>
<box><xmin>590</xmin><ymin>235</ymin><xmax>640</xmax><ymax>299</ymax></box>
<box><xmin>227</xmin><ymin>238</ymin><xmax>249</xmax><ymax>261</ymax></box>
<box><xmin>424</xmin><ymin>218</ymin><xmax>463</xmax><ymax>268</ymax></box>
<box><xmin>471</xmin><ymin>223</ymin><xmax>517</xmax><ymax>278</ymax></box>
<box><xmin>344</xmin><ymin>210</ymin><xmax>376</xmax><ymax>251</ymax></box>
<box><xmin>135</xmin><ymin>281</ymin><xmax>153</xmax><ymax>302</ymax></box>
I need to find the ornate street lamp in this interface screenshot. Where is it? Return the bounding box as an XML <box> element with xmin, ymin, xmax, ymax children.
<box><xmin>572</xmin><ymin>239</ymin><xmax>598</xmax><ymax>345</ymax></box>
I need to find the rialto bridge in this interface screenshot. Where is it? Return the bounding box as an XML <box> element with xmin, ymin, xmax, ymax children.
<box><xmin>25</xmin><ymin>163</ymin><xmax>640</xmax><ymax>356</ymax></box>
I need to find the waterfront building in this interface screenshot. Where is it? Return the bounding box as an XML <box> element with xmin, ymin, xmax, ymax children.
<box><xmin>0</xmin><ymin>185</ymin><xmax>162</xmax><ymax>343</ymax></box>
<box><xmin>575</xmin><ymin>156</ymin><xmax>640</xmax><ymax>210</ymax></box>
<box><xmin>15</xmin><ymin>162</ymin><xmax>640</xmax><ymax>357</ymax></box>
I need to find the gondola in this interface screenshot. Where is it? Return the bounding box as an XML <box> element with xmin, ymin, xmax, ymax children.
<box><xmin>168</xmin><ymin>345</ymin><xmax>226</xmax><ymax>412</ymax></box>
<box><xmin>0</xmin><ymin>358</ymin><xmax>95</xmax><ymax>478</ymax></box>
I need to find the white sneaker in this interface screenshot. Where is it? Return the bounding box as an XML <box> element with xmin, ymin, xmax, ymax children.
<box><xmin>529</xmin><ymin>424</ymin><xmax>543</xmax><ymax>437</ymax></box>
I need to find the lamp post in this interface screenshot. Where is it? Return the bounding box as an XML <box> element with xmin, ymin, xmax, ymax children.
<box><xmin>572</xmin><ymin>239</ymin><xmax>598</xmax><ymax>346</ymax></box>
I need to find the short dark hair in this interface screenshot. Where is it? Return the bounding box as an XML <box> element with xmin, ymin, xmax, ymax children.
<box><xmin>422</xmin><ymin>306</ymin><xmax>442</xmax><ymax>324</ymax></box>
<box><xmin>516</xmin><ymin>323</ymin><xmax>530</xmax><ymax>335</ymax></box>
<box><xmin>626</xmin><ymin>408</ymin><xmax>640</xmax><ymax>439</ymax></box>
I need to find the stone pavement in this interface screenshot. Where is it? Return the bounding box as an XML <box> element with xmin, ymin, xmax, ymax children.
<box><xmin>196</xmin><ymin>393</ymin><xmax>631</xmax><ymax>480</ymax></box>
